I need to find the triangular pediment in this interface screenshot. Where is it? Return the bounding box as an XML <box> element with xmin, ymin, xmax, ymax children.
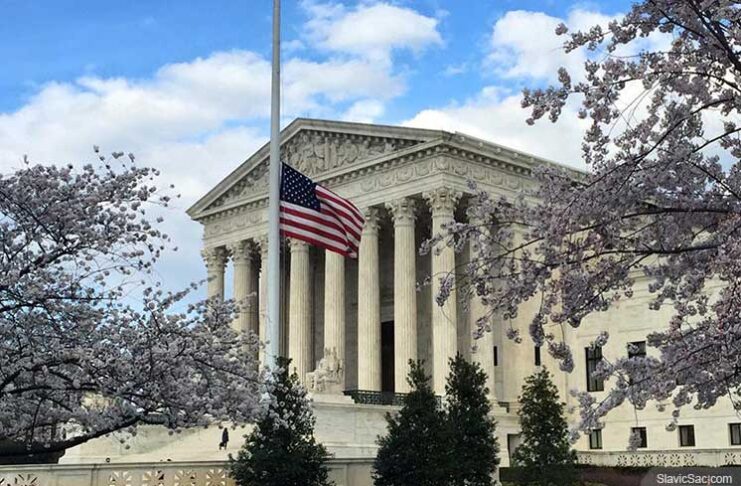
<box><xmin>187</xmin><ymin>118</ymin><xmax>443</xmax><ymax>220</ymax></box>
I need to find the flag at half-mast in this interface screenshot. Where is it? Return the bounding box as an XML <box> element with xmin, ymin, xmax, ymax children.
<box><xmin>279</xmin><ymin>163</ymin><xmax>365</xmax><ymax>258</ymax></box>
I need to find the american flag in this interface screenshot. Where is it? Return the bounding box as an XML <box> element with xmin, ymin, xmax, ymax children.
<box><xmin>280</xmin><ymin>163</ymin><xmax>364</xmax><ymax>258</ymax></box>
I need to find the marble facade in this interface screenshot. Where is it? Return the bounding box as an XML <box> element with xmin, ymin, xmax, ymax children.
<box><xmin>59</xmin><ymin>119</ymin><xmax>741</xmax><ymax>479</ymax></box>
<box><xmin>188</xmin><ymin>119</ymin><xmax>741</xmax><ymax>460</ymax></box>
<box><xmin>188</xmin><ymin>118</ymin><xmax>544</xmax><ymax>399</ymax></box>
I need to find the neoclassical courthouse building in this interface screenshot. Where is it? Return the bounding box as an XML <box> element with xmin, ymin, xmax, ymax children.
<box><xmin>43</xmin><ymin>118</ymin><xmax>741</xmax><ymax>485</ymax></box>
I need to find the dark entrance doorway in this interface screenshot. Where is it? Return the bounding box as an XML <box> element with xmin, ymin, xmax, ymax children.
<box><xmin>381</xmin><ymin>321</ymin><xmax>395</xmax><ymax>392</ymax></box>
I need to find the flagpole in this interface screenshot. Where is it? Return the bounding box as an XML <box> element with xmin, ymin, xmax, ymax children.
<box><xmin>266</xmin><ymin>0</ymin><xmax>281</xmax><ymax>369</ymax></box>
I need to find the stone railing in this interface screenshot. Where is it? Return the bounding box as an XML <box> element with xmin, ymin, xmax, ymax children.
<box><xmin>343</xmin><ymin>389</ymin><xmax>442</xmax><ymax>408</ymax></box>
<box><xmin>0</xmin><ymin>461</ymin><xmax>234</xmax><ymax>486</ymax></box>
<box><xmin>577</xmin><ymin>449</ymin><xmax>741</xmax><ymax>468</ymax></box>
<box><xmin>0</xmin><ymin>458</ymin><xmax>374</xmax><ymax>486</ymax></box>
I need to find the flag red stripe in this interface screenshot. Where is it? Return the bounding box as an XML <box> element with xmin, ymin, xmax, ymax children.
<box><xmin>280</xmin><ymin>215</ymin><xmax>349</xmax><ymax>247</ymax></box>
<box><xmin>319</xmin><ymin>203</ymin><xmax>361</xmax><ymax>243</ymax></box>
<box><xmin>279</xmin><ymin>165</ymin><xmax>364</xmax><ymax>258</ymax></box>
<box><xmin>281</xmin><ymin>203</ymin><xmax>347</xmax><ymax>237</ymax></box>
<box><xmin>280</xmin><ymin>227</ymin><xmax>351</xmax><ymax>256</ymax></box>
<box><xmin>316</xmin><ymin>190</ymin><xmax>364</xmax><ymax>231</ymax></box>
<box><xmin>316</xmin><ymin>186</ymin><xmax>364</xmax><ymax>224</ymax></box>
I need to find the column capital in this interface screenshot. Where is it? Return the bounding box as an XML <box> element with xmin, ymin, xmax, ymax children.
<box><xmin>385</xmin><ymin>198</ymin><xmax>416</xmax><ymax>226</ymax></box>
<box><xmin>288</xmin><ymin>238</ymin><xmax>310</xmax><ymax>252</ymax></box>
<box><xmin>424</xmin><ymin>187</ymin><xmax>461</xmax><ymax>216</ymax></box>
<box><xmin>257</xmin><ymin>236</ymin><xmax>269</xmax><ymax>259</ymax></box>
<box><xmin>201</xmin><ymin>246</ymin><xmax>228</xmax><ymax>269</ymax></box>
<box><xmin>228</xmin><ymin>240</ymin><xmax>256</xmax><ymax>264</ymax></box>
<box><xmin>362</xmin><ymin>207</ymin><xmax>382</xmax><ymax>233</ymax></box>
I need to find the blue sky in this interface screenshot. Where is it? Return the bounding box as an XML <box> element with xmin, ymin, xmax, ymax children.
<box><xmin>0</xmin><ymin>0</ymin><xmax>635</xmax><ymax>297</ymax></box>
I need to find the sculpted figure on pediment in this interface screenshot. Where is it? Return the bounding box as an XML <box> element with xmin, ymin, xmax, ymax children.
<box><xmin>205</xmin><ymin>131</ymin><xmax>419</xmax><ymax>213</ymax></box>
<box><xmin>282</xmin><ymin>132</ymin><xmax>415</xmax><ymax>177</ymax></box>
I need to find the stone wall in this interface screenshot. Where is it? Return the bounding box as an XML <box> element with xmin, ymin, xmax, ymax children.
<box><xmin>0</xmin><ymin>459</ymin><xmax>373</xmax><ymax>486</ymax></box>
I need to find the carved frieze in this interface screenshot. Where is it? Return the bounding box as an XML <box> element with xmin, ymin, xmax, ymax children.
<box><xmin>360</xmin><ymin>155</ymin><xmax>532</xmax><ymax>195</ymax></box>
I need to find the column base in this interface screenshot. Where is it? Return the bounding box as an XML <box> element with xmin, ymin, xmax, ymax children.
<box><xmin>310</xmin><ymin>392</ymin><xmax>355</xmax><ymax>405</ymax></box>
<box><xmin>490</xmin><ymin>401</ymin><xmax>509</xmax><ymax>416</ymax></box>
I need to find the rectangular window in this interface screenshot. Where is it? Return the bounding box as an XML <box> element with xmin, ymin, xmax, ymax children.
<box><xmin>631</xmin><ymin>427</ymin><xmax>647</xmax><ymax>449</ymax></box>
<box><xmin>493</xmin><ymin>346</ymin><xmax>498</xmax><ymax>367</ymax></box>
<box><xmin>589</xmin><ymin>429</ymin><xmax>603</xmax><ymax>450</ymax></box>
<box><xmin>534</xmin><ymin>346</ymin><xmax>541</xmax><ymax>366</ymax></box>
<box><xmin>586</xmin><ymin>346</ymin><xmax>604</xmax><ymax>392</ymax></box>
<box><xmin>627</xmin><ymin>341</ymin><xmax>646</xmax><ymax>385</ymax></box>
<box><xmin>679</xmin><ymin>425</ymin><xmax>696</xmax><ymax>447</ymax></box>
<box><xmin>628</xmin><ymin>341</ymin><xmax>646</xmax><ymax>359</ymax></box>
<box><xmin>731</xmin><ymin>424</ymin><xmax>741</xmax><ymax>446</ymax></box>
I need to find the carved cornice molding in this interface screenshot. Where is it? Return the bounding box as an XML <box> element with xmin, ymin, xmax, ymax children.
<box><xmin>199</xmin><ymin>141</ymin><xmax>545</xmax><ymax>244</ymax></box>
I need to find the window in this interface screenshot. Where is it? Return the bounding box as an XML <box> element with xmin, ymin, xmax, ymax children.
<box><xmin>731</xmin><ymin>424</ymin><xmax>741</xmax><ymax>446</ymax></box>
<box><xmin>589</xmin><ymin>429</ymin><xmax>603</xmax><ymax>450</ymax></box>
<box><xmin>627</xmin><ymin>341</ymin><xmax>646</xmax><ymax>358</ymax></box>
<box><xmin>534</xmin><ymin>346</ymin><xmax>541</xmax><ymax>366</ymax></box>
<box><xmin>679</xmin><ymin>425</ymin><xmax>696</xmax><ymax>447</ymax></box>
<box><xmin>627</xmin><ymin>341</ymin><xmax>646</xmax><ymax>385</ymax></box>
<box><xmin>631</xmin><ymin>427</ymin><xmax>647</xmax><ymax>449</ymax></box>
<box><xmin>586</xmin><ymin>346</ymin><xmax>604</xmax><ymax>392</ymax></box>
<box><xmin>493</xmin><ymin>346</ymin><xmax>498</xmax><ymax>367</ymax></box>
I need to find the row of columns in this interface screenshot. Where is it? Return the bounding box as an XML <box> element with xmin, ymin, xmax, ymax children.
<box><xmin>201</xmin><ymin>188</ymin><xmax>498</xmax><ymax>401</ymax></box>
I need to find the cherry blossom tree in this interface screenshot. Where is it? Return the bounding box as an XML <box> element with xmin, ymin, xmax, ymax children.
<box><xmin>432</xmin><ymin>0</ymin><xmax>741</xmax><ymax>435</ymax></box>
<box><xmin>0</xmin><ymin>151</ymin><xmax>264</xmax><ymax>462</ymax></box>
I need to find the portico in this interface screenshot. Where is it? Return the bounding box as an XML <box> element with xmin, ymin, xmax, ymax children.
<box><xmin>188</xmin><ymin>118</ymin><xmax>541</xmax><ymax>401</ymax></box>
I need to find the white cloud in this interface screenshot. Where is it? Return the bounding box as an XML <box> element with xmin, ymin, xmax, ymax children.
<box><xmin>303</xmin><ymin>1</ymin><xmax>443</xmax><ymax>62</ymax></box>
<box><xmin>486</xmin><ymin>8</ymin><xmax>671</xmax><ymax>83</ymax></box>
<box><xmin>342</xmin><ymin>99</ymin><xmax>385</xmax><ymax>123</ymax></box>
<box><xmin>404</xmin><ymin>87</ymin><xmax>589</xmax><ymax>169</ymax></box>
<box><xmin>405</xmin><ymin>6</ymin><xmax>673</xmax><ymax>171</ymax></box>
<box><xmin>0</xmin><ymin>31</ymin><xmax>427</xmax><ymax>293</ymax></box>
<box><xmin>487</xmin><ymin>9</ymin><xmax>617</xmax><ymax>82</ymax></box>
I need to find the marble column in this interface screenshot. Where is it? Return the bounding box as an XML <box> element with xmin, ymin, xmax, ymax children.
<box><xmin>288</xmin><ymin>239</ymin><xmax>312</xmax><ymax>383</ymax></box>
<box><xmin>386</xmin><ymin>198</ymin><xmax>417</xmax><ymax>393</ymax></box>
<box><xmin>425</xmin><ymin>187</ymin><xmax>461</xmax><ymax>395</ymax></box>
<box><xmin>467</xmin><ymin>225</ymin><xmax>498</xmax><ymax>403</ymax></box>
<box><xmin>357</xmin><ymin>208</ymin><xmax>381</xmax><ymax>391</ymax></box>
<box><xmin>229</xmin><ymin>240</ymin><xmax>257</xmax><ymax>336</ymax></box>
<box><xmin>324</xmin><ymin>250</ymin><xmax>345</xmax><ymax>387</ymax></box>
<box><xmin>202</xmin><ymin>247</ymin><xmax>228</xmax><ymax>301</ymax></box>
<box><xmin>258</xmin><ymin>236</ymin><xmax>269</xmax><ymax>366</ymax></box>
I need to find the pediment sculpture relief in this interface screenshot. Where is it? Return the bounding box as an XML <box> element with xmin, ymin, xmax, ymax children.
<box><xmin>282</xmin><ymin>131</ymin><xmax>416</xmax><ymax>177</ymax></box>
<box><xmin>205</xmin><ymin>131</ymin><xmax>420</xmax><ymax>212</ymax></box>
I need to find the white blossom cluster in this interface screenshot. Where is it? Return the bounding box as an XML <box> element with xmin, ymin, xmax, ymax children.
<box><xmin>428</xmin><ymin>0</ymin><xmax>741</xmax><ymax>441</ymax></box>
<box><xmin>0</xmin><ymin>152</ymin><xmax>265</xmax><ymax>458</ymax></box>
